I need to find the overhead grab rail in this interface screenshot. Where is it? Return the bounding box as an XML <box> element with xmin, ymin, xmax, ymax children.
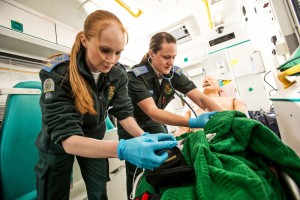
<box><xmin>203</xmin><ymin>0</ymin><xmax>213</xmax><ymax>29</ymax></box>
<box><xmin>0</xmin><ymin>88</ymin><xmax>41</xmax><ymax>95</ymax></box>
<box><xmin>115</xmin><ymin>0</ymin><xmax>143</xmax><ymax>18</ymax></box>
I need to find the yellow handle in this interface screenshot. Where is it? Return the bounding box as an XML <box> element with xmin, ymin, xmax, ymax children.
<box><xmin>203</xmin><ymin>0</ymin><xmax>213</xmax><ymax>29</ymax></box>
<box><xmin>115</xmin><ymin>0</ymin><xmax>142</xmax><ymax>18</ymax></box>
<box><xmin>277</xmin><ymin>63</ymin><xmax>300</xmax><ymax>89</ymax></box>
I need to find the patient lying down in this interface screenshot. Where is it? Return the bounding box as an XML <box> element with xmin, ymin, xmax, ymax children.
<box><xmin>174</xmin><ymin>76</ymin><xmax>248</xmax><ymax>136</ymax></box>
<box><xmin>134</xmin><ymin>111</ymin><xmax>300</xmax><ymax>200</ymax></box>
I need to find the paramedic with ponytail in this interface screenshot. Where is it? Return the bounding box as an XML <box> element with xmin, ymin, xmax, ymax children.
<box><xmin>34</xmin><ymin>11</ymin><xmax>177</xmax><ymax>200</ymax></box>
<box><xmin>118</xmin><ymin>31</ymin><xmax>222</xmax><ymax>199</ymax></box>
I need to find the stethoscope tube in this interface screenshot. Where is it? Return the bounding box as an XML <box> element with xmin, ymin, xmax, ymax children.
<box><xmin>163</xmin><ymin>76</ymin><xmax>198</xmax><ymax>118</ymax></box>
<box><xmin>148</xmin><ymin>57</ymin><xmax>198</xmax><ymax>117</ymax></box>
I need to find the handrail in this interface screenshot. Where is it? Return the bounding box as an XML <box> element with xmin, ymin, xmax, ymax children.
<box><xmin>203</xmin><ymin>0</ymin><xmax>213</xmax><ymax>29</ymax></box>
<box><xmin>115</xmin><ymin>0</ymin><xmax>143</xmax><ymax>18</ymax></box>
<box><xmin>0</xmin><ymin>88</ymin><xmax>41</xmax><ymax>95</ymax></box>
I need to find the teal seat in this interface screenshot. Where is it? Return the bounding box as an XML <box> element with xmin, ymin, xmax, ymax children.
<box><xmin>0</xmin><ymin>81</ymin><xmax>42</xmax><ymax>200</ymax></box>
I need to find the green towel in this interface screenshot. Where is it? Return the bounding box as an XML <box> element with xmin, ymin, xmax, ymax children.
<box><xmin>136</xmin><ymin>111</ymin><xmax>300</xmax><ymax>200</ymax></box>
<box><xmin>277</xmin><ymin>47</ymin><xmax>300</xmax><ymax>75</ymax></box>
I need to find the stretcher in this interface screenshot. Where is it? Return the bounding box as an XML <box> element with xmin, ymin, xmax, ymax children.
<box><xmin>133</xmin><ymin>111</ymin><xmax>300</xmax><ymax>200</ymax></box>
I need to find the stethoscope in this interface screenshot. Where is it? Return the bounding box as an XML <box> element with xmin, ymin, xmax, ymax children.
<box><xmin>148</xmin><ymin>57</ymin><xmax>198</xmax><ymax>117</ymax></box>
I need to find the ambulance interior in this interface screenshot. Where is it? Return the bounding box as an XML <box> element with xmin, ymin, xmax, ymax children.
<box><xmin>0</xmin><ymin>0</ymin><xmax>299</xmax><ymax>199</ymax></box>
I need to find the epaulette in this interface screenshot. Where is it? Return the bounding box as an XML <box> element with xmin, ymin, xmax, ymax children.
<box><xmin>42</xmin><ymin>54</ymin><xmax>70</xmax><ymax>72</ymax></box>
<box><xmin>131</xmin><ymin>65</ymin><xmax>149</xmax><ymax>77</ymax></box>
<box><xmin>117</xmin><ymin>62</ymin><xmax>131</xmax><ymax>71</ymax></box>
<box><xmin>172</xmin><ymin>65</ymin><xmax>183</xmax><ymax>76</ymax></box>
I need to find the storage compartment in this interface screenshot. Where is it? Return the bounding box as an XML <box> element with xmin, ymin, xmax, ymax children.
<box><xmin>0</xmin><ymin>1</ymin><xmax>78</xmax><ymax>59</ymax></box>
<box><xmin>56</xmin><ymin>24</ymin><xmax>78</xmax><ymax>48</ymax></box>
<box><xmin>0</xmin><ymin>1</ymin><xmax>56</xmax><ymax>43</ymax></box>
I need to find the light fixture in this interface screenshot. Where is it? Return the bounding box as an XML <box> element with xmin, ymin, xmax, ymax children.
<box><xmin>115</xmin><ymin>0</ymin><xmax>143</xmax><ymax>18</ymax></box>
<box><xmin>79</xmin><ymin>0</ymin><xmax>100</xmax><ymax>14</ymax></box>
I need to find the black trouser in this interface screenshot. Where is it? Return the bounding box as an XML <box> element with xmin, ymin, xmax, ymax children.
<box><xmin>35</xmin><ymin>151</ymin><xmax>109</xmax><ymax>200</ymax></box>
<box><xmin>118</xmin><ymin>120</ymin><xmax>168</xmax><ymax>200</ymax></box>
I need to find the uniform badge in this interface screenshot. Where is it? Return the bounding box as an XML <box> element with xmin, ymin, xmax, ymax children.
<box><xmin>43</xmin><ymin>78</ymin><xmax>55</xmax><ymax>99</ymax></box>
<box><xmin>164</xmin><ymin>83</ymin><xmax>173</xmax><ymax>95</ymax></box>
<box><xmin>108</xmin><ymin>85</ymin><xmax>115</xmax><ymax>100</ymax></box>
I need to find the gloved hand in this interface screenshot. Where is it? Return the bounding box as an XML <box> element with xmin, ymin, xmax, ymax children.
<box><xmin>189</xmin><ymin>111</ymin><xmax>218</xmax><ymax>128</ymax></box>
<box><xmin>142</xmin><ymin>132</ymin><xmax>177</xmax><ymax>142</ymax></box>
<box><xmin>117</xmin><ymin>135</ymin><xmax>177</xmax><ymax>170</ymax></box>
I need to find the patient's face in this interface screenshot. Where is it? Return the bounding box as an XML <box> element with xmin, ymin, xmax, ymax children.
<box><xmin>202</xmin><ymin>76</ymin><xmax>220</xmax><ymax>93</ymax></box>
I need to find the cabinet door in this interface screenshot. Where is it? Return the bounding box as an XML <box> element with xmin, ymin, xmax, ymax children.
<box><xmin>56</xmin><ymin>24</ymin><xmax>78</xmax><ymax>48</ymax></box>
<box><xmin>0</xmin><ymin>1</ymin><xmax>56</xmax><ymax>43</ymax></box>
<box><xmin>227</xmin><ymin>41</ymin><xmax>254</xmax><ymax>78</ymax></box>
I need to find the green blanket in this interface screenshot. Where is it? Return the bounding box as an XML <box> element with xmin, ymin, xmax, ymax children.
<box><xmin>278</xmin><ymin>46</ymin><xmax>300</xmax><ymax>75</ymax></box>
<box><xmin>136</xmin><ymin>111</ymin><xmax>300</xmax><ymax>200</ymax></box>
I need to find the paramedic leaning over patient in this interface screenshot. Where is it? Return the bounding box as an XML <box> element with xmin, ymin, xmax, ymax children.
<box><xmin>34</xmin><ymin>10</ymin><xmax>177</xmax><ymax>200</ymax></box>
<box><xmin>117</xmin><ymin>31</ymin><xmax>222</xmax><ymax>199</ymax></box>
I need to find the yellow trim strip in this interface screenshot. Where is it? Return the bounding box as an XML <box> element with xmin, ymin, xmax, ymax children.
<box><xmin>115</xmin><ymin>0</ymin><xmax>143</xmax><ymax>18</ymax></box>
<box><xmin>0</xmin><ymin>67</ymin><xmax>39</xmax><ymax>75</ymax></box>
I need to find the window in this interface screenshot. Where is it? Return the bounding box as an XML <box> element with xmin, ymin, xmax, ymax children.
<box><xmin>0</xmin><ymin>52</ymin><xmax>42</xmax><ymax>121</ymax></box>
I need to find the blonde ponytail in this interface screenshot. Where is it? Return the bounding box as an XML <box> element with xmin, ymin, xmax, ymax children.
<box><xmin>69</xmin><ymin>32</ymin><xmax>97</xmax><ymax>115</ymax></box>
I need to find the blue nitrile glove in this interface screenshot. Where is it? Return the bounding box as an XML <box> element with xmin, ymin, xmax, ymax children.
<box><xmin>117</xmin><ymin>136</ymin><xmax>177</xmax><ymax>170</ymax></box>
<box><xmin>189</xmin><ymin>111</ymin><xmax>218</xmax><ymax>128</ymax></box>
<box><xmin>141</xmin><ymin>132</ymin><xmax>177</xmax><ymax>142</ymax></box>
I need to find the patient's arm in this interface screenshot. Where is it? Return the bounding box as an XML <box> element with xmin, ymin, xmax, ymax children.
<box><xmin>174</xmin><ymin>126</ymin><xmax>190</xmax><ymax>137</ymax></box>
<box><xmin>233</xmin><ymin>98</ymin><xmax>249</xmax><ymax>117</ymax></box>
<box><xmin>173</xmin><ymin>109</ymin><xmax>192</xmax><ymax>137</ymax></box>
<box><xmin>173</xmin><ymin>104</ymin><xmax>205</xmax><ymax>136</ymax></box>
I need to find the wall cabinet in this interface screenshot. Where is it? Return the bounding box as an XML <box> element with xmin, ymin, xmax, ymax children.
<box><xmin>0</xmin><ymin>1</ymin><xmax>78</xmax><ymax>59</ymax></box>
